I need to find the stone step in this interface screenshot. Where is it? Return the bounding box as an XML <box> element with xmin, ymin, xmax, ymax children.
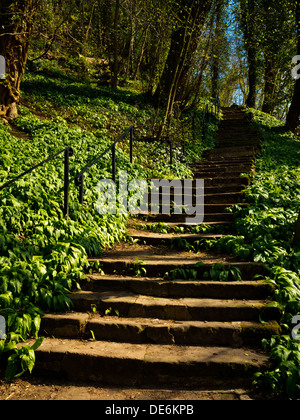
<box><xmin>199</xmin><ymin>185</ymin><xmax>245</xmax><ymax>194</ymax></box>
<box><xmin>128</xmin><ymin>220</ymin><xmax>233</xmax><ymax>234</ymax></box>
<box><xmin>137</xmin><ymin>204</ymin><xmax>239</xmax><ymax>215</ymax></box>
<box><xmin>81</xmin><ymin>275</ymin><xmax>274</xmax><ymax>300</ymax></box>
<box><xmin>40</xmin><ymin>313</ymin><xmax>280</xmax><ymax>347</ymax></box>
<box><xmin>148</xmin><ymin>183</ymin><xmax>246</xmax><ymax>195</ymax></box>
<box><xmin>193</xmin><ymin>163</ymin><xmax>253</xmax><ymax>170</ymax></box>
<box><xmin>127</xmin><ymin>231</ymin><xmax>224</xmax><ymax>245</ymax></box>
<box><xmin>92</xmin><ymin>258</ymin><xmax>266</xmax><ymax>279</ymax></box>
<box><xmin>196</xmin><ymin>157</ymin><xmax>253</xmax><ymax>164</ymax></box>
<box><xmin>217</xmin><ymin>129</ymin><xmax>259</xmax><ymax>136</ymax></box>
<box><xmin>69</xmin><ymin>290</ymin><xmax>280</xmax><ymax>322</ymax></box>
<box><xmin>194</xmin><ymin>165</ymin><xmax>253</xmax><ymax>174</ymax></box>
<box><xmin>216</xmin><ymin>139</ymin><xmax>260</xmax><ymax>145</ymax></box>
<box><xmin>194</xmin><ymin>171</ymin><xmax>252</xmax><ymax>178</ymax></box>
<box><xmin>205</xmin><ymin>192</ymin><xmax>243</xmax><ymax>203</ymax></box>
<box><xmin>146</xmin><ymin>191</ymin><xmax>243</xmax><ymax>204</ymax></box>
<box><xmin>216</xmin><ymin>138</ymin><xmax>260</xmax><ymax>144</ymax></box>
<box><xmin>29</xmin><ymin>337</ymin><xmax>270</xmax><ymax>388</ymax></box>
<box><xmin>136</xmin><ymin>212</ymin><xmax>234</xmax><ymax>223</ymax></box>
<box><xmin>146</xmin><ymin>177</ymin><xmax>250</xmax><ymax>188</ymax></box>
<box><xmin>200</xmin><ymin>176</ymin><xmax>250</xmax><ymax>187</ymax></box>
<box><xmin>203</xmin><ymin>149</ymin><xmax>256</xmax><ymax>159</ymax></box>
<box><xmin>144</xmin><ymin>201</ymin><xmax>242</xmax><ymax>213</ymax></box>
<box><xmin>197</xmin><ymin>156</ymin><xmax>255</xmax><ymax>164</ymax></box>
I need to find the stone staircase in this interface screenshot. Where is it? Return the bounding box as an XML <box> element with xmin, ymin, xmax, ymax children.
<box><xmin>30</xmin><ymin>107</ymin><xmax>281</xmax><ymax>390</ymax></box>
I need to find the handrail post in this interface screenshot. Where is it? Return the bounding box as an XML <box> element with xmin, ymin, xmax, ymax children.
<box><xmin>112</xmin><ymin>144</ymin><xmax>116</xmax><ymax>182</ymax></box>
<box><xmin>130</xmin><ymin>126</ymin><xmax>134</xmax><ymax>164</ymax></box>
<box><xmin>76</xmin><ymin>174</ymin><xmax>84</xmax><ymax>205</ymax></box>
<box><xmin>63</xmin><ymin>147</ymin><xmax>73</xmax><ymax>217</ymax></box>
<box><xmin>192</xmin><ymin>111</ymin><xmax>195</xmax><ymax>142</ymax></box>
<box><xmin>182</xmin><ymin>124</ymin><xmax>185</xmax><ymax>160</ymax></box>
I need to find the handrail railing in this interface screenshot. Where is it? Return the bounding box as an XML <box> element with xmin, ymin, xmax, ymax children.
<box><xmin>201</xmin><ymin>95</ymin><xmax>221</xmax><ymax>140</ymax></box>
<box><xmin>167</xmin><ymin>96</ymin><xmax>221</xmax><ymax>165</ymax></box>
<box><xmin>75</xmin><ymin>125</ymin><xmax>134</xmax><ymax>204</ymax></box>
<box><xmin>0</xmin><ymin>147</ymin><xmax>74</xmax><ymax>217</ymax></box>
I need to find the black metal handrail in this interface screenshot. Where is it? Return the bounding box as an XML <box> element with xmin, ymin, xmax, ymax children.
<box><xmin>201</xmin><ymin>95</ymin><xmax>221</xmax><ymax>139</ymax></box>
<box><xmin>167</xmin><ymin>97</ymin><xmax>221</xmax><ymax>166</ymax></box>
<box><xmin>0</xmin><ymin>147</ymin><xmax>74</xmax><ymax>217</ymax></box>
<box><xmin>75</xmin><ymin>125</ymin><xmax>134</xmax><ymax>204</ymax></box>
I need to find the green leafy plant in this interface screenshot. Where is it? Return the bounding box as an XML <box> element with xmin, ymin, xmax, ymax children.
<box><xmin>104</xmin><ymin>307</ymin><xmax>120</xmax><ymax>317</ymax></box>
<box><xmin>4</xmin><ymin>337</ymin><xmax>44</xmax><ymax>383</ymax></box>
<box><xmin>203</xmin><ymin>263</ymin><xmax>242</xmax><ymax>282</ymax></box>
<box><xmin>129</xmin><ymin>258</ymin><xmax>147</xmax><ymax>277</ymax></box>
<box><xmin>164</xmin><ymin>262</ymin><xmax>204</xmax><ymax>280</ymax></box>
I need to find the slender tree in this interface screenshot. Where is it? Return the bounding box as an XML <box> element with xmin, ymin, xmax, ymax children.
<box><xmin>239</xmin><ymin>0</ymin><xmax>259</xmax><ymax>108</ymax></box>
<box><xmin>154</xmin><ymin>0</ymin><xmax>213</xmax><ymax>135</ymax></box>
<box><xmin>286</xmin><ymin>0</ymin><xmax>300</xmax><ymax>134</ymax></box>
<box><xmin>111</xmin><ymin>0</ymin><xmax>120</xmax><ymax>88</ymax></box>
<box><xmin>0</xmin><ymin>0</ymin><xmax>39</xmax><ymax>118</ymax></box>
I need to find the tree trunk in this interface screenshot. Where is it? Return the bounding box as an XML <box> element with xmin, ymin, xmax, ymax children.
<box><xmin>211</xmin><ymin>0</ymin><xmax>223</xmax><ymax>100</ymax></box>
<box><xmin>286</xmin><ymin>0</ymin><xmax>300</xmax><ymax>134</ymax></box>
<box><xmin>111</xmin><ymin>0</ymin><xmax>120</xmax><ymax>89</ymax></box>
<box><xmin>246</xmin><ymin>44</ymin><xmax>257</xmax><ymax>108</ymax></box>
<box><xmin>262</xmin><ymin>56</ymin><xmax>276</xmax><ymax>114</ymax></box>
<box><xmin>133</xmin><ymin>24</ymin><xmax>149</xmax><ymax>80</ymax></box>
<box><xmin>239</xmin><ymin>0</ymin><xmax>258</xmax><ymax>109</ymax></box>
<box><xmin>0</xmin><ymin>0</ymin><xmax>38</xmax><ymax>118</ymax></box>
<box><xmin>153</xmin><ymin>0</ymin><xmax>213</xmax><ymax>136</ymax></box>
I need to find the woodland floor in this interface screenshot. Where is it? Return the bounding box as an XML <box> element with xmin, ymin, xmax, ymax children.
<box><xmin>0</xmin><ymin>375</ymin><xmax>266</xmax><ymax>400</ymax></box>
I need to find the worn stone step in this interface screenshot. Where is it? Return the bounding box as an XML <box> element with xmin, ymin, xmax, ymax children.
<box><xmin>29</xmin><ymin>337</ymin><xmax>270</xmax><ymax>388</ymax></box>
<box><xmin>128</xmin><ymin>220</ymin><xmax>233</xmax><ymax>235</ymax></box>
<box><xmin>195</xmin><ymin>166</ymin><xmax>253</xmax><ymax>175</ymax></box>
<box><xmin>69</xmin><ymin>290</ymin><xmax>280</xmax><ymax>322</ymax></box>
<box><xmin>215</xmin><ymin>141</ymin><xmax>259</xmax><ymax>148</ymax></box>
<box><xmin>136</xmin><ymin>212</ymin><xmax>234</xmax><ymax>223</ymax></box>
<box><xmin>205</xmin><ymin>192</ymin><xmax>243</xmax><ymax>203</ymax></box>
<box><xmin>81</xmin><ymin>275</ymin><xmax>275</xmax><ymax>300</ymax></box>
<box><xmin>200</xmin><ymin>185</ymin><xmax>245</xmax><ymax>194</ymax></box>
<box><xmin>40</xmin><ymin>313</ymin><xmax>280</xmax><ymax>347</ymax></box>
<box><xmin>194</xmin><ymin>161</ymin><xmax>254</xmax><ymax>169</ymax></box>
<box><xmin>147</xmin><ymin>191</ymin><xmax>244</xmax><ymax>204</ymax></box>
<box><xmin>147</xmin><ymin>189</ymin><xmax>243</xmax><ymax>200</ymax></box>
<box><xmin>203</xmin><ymin>148</ymin><xmax>256</xmax><ymax>159</ymax></box>
<box><xmin>93</xmin><ymin>258</ymin><xmax>266</xmax><ymax>279</ymax></box>
<box><xmin>216</xmin><ymin>141</ymin><xmax>260</xmax><ymax>147</ymax></box>
<box><xmin>148</xmin><ymin>184</ymin><xmax>246</xmax><ymax>195</ymax></box>
<box><xmin>193</xmin><ymin>163</ymin><xmax>253</xmax><ymax>171</ymax></box>
<box><xmin>143</xmin><ymin>203</ymin><xmax>241</xmax><ymax>214</ymax></box>
<box><xmin>147</xmin><ymin>177</ymin><xmax>250</xmax><ymax>188</ymax></box>
<box><xmin>127</xmin><ymin>230</ymin><xmax>224</xmax><ymax>245</ymax></box>
<box><xmin>194</xmin><ymin>171</ymin><xmax>252</xmax><ymax>179</ymax></box>
<box><xmin>201</xmin><ymin>176</ymin><xmax>250</xmax><ymax>187</ymax></box>
<box><xmin>198</xmin><ymin>155</ymin><xmax>255</xmax><ymax>163</ymax></box>
<box><xmin>147</xmin><ymin>202</ymin><xmax>243</xmax><ymax>215</ymax></box>
<box><xmin>217</xmin><ymin>130</ymin><xmax>259</xmax><ymax>137</ymax></box>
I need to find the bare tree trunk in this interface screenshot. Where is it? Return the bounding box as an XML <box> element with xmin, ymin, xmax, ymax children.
<box><xmin>239</xmin><ymin>0</ymin><xmax>258</xmax><ymax>109</ymax></box>
<box><xmin>286</xmin><ymin>0</ymin><xmax>300</xmax><ymax>134</ymax></box>
<box><xmin>262</xmin><ymin>56</ymin><xmax>276</xmax><ymax>114</ymax></box>
<box><xmin>133</xmin><ymin>24</ymin><xmax>149</xmax><ymax>80</ymax></box>
<box><xmin>154</xmin><ymin>0</ymin><xmax>213</xmax><ymax>137</ymax></box>
<box><xmin>0</xmin><ymin>0</ymin><xmax>38</xmax><ymax>118</ymax></box>
<box><xmin>111</xmin><ymin>0</ymin><xmax>120</xmax><ymax>89</ymax></box>
<box><xmin>211</xmin><ymin>0</ymin><xmax>223</xmax><ymax>100</ymax></box>
<box><xmin>246</xmin><ymin>45</ymin><xmax>257</xmax><ymax>108</ymax></box>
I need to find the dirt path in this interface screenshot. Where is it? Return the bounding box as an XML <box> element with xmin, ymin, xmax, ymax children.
<box><xmin>0</xmin><ymin>376</ymin><xmax>262</xmax><ymax>400</ymax></box>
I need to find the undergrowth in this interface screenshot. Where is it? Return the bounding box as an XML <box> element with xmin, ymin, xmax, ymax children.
<box><xmin>200</xmin><ymin>109</ymin><xmax>300</xmax><ymax>399</ymax></box>
<box><xmin>0</xmin><ymin>69</ymin><xmax>219</xmax><ymax>381</ymax></box>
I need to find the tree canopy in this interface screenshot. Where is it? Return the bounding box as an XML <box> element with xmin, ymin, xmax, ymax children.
<box><xmin>0</xmin><ymin>0</ymin><xmax>300</xmax><ymax>131</ymax></box>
